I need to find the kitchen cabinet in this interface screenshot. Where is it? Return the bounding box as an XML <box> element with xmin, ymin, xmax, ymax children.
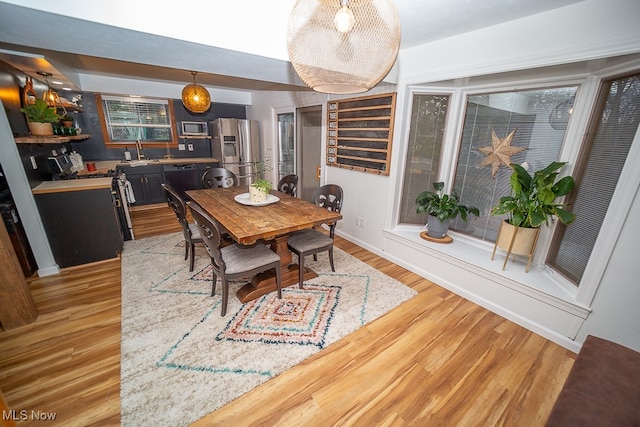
<box><xmin>163</xmin><ymin>163</ymin><xmax>199</xmax><ymax>200</ymax></box>
<box><xmin>121</xmin><ymin>165</ymin><xmax>165</xmax><ymax>205</ymax></box>
<box><xmin>118</xmin><ymin>159</ymin><xmax>219</xmax><ymax>205</ymax></box>
<box><xmin>32</xmin><ymin>178</ymin><xmax>123</xmax><ymax>268</ymax></box>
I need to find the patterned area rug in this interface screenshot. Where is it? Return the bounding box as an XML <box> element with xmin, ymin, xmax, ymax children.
<box><xmin>121</xmin><ymin>232</ymin><xmax>417</xmax><ymax>426</ymax></box>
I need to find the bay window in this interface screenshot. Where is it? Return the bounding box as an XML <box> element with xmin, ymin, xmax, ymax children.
<box><xmin>399</xmin><ymin>66</ymin><xmax>640</xmax><ymax>288</ymax></box>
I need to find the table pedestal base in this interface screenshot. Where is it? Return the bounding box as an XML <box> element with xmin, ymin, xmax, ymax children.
<box><xmin>236</xmin><ymin>264</ymin><xmax>317</xmax><ymax>303</ymax></box>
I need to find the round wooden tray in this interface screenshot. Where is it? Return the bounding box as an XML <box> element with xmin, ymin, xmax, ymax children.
<box><xmin>420</xmin><ymin>231</ymin><xmax>453</xmax><ymax>244</ymax></box>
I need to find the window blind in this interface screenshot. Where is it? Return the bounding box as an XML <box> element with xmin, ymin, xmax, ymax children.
<box><xmin>548</xmin><ymin>73</ymin><xmax>640</xmax><ymax>284</ymax></box>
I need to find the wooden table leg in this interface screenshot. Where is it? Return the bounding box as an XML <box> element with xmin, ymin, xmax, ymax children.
<box><xmin>236</xmin><ymin>234</ymin><xmax>318</xmax><ymax>303</ymax></box>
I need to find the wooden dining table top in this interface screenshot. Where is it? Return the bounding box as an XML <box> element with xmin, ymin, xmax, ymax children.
<box><xmin>186</xmin><ymin>186</ymin><xmax>342</xmax><ymax>245</ymax></box>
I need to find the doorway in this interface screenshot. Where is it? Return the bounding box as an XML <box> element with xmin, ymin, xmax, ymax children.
<box><xmin>297</xmin><ymin>105</ymin><xmax>323</xmax><ymax>201</ymax></box>
<box><xmin>277</xmin><ymin>112</ymin><xmax>295</xmax><ymax>180</ymax></box>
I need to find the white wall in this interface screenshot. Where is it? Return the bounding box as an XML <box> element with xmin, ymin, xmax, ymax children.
<box><xmin>249</xmin><ymin>0</ymin><xmax>640</xmax><ymax>352</ymax></box>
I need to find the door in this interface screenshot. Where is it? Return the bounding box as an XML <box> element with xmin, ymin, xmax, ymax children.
<box><xmin>297</xmin><ymin>105</ymin><xmax>323</xmax><ymax>201</ymax></box>
<box><xmin>277</xmin><ymin>112</ymin><xmax>295</xmax><ymax>181</ymax></box>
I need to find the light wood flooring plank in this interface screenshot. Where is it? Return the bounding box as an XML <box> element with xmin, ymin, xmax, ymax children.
<box><xmin>0</xmin><ymin>203</ymin><xmax>575</xmax><ymax>426</ymax></box>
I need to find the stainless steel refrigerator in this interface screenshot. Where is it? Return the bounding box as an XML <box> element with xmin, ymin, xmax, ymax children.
<box><xmin>209</xmin><ymin>118</ymin><xmax>261</xmax><ymax>186</ymax></box>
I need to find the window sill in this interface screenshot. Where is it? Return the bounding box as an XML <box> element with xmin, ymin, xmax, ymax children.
<box><xmin>383</xmin><ymin>226</ymin><xmax>591</xmax><ymax>319</ymax></box>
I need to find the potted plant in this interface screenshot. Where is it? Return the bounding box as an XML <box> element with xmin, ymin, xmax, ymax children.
<box><xmin>490</xmin><ymin>161</ymin><xmax>576</xmax><ymax>271</ymax></box>
<box><xmin>60</xmin><ymin>113</ymin><xmax>74</xmax><ymax>128</ymax></box>
<box><xmin>249</xmin><ymin>153</ymin><xmax>272</xmax><ymax>203</ymax></box>
<box><xmin>20</xmin><ymin>99</ymin><xmax>61</xmax><ymax>136</ymax></box>
<box><xmin>416</xmin><ymin>181</ymin><xmax>480</xmax><ymax>239</ymax></box>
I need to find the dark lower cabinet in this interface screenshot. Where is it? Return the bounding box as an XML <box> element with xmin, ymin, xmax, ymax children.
<box><xmin>122</xmin><ymin>165</ymin><xmax>165</xmax><ymax>205</ymax></box>
<box><xmin>118</xmin><ymin>161</ymin><xmax>219</xmax><ymax>205</ymax></box>
<box><xmin>35</xmin><ymin>188</ymin><xmax>123</xmax><ymax>268</ymax></box>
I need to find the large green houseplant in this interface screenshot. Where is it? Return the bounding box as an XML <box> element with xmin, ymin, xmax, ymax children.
<box><xmin>490</xmin><ymin>161</ymin><xmax>576</xmax><ymax>228</ymax></box>
<box><xmin>416</xmin><ymin>181</ymin><xmax>479</xmax><ymax>239</ymax></box>
<box><xmin>490</xmin><ymin>161</ymin><xmax>576</xmax><ymax>271</ymax></box>
<box><xmin>20</xmin><ymin>99</ymin><xmax>61</xmax><ymax>136</ymax></box>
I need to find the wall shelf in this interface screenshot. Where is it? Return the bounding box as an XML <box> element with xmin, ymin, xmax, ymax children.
<box><xmin>326</xmin><ymin>92</ymin><xmax>396</xmax><ymax>175</ymax></box>
<box><xmin>15</xmin><ymin>134</ymin><xmax>91</xmax><ymax>144</ymax></box>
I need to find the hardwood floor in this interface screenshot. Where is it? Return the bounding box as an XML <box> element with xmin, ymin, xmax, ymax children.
<box><xmin>0</xmin><ymin>204</ymin><xmax>575</xmax><ymax>426</ymax></box>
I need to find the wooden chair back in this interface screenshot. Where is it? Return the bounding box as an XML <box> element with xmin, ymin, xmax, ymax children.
<box><xmin>201</xmin><ymin>168</ymin><xmax>238</xmax><ymax>188</ymax></box>
<box><xmin>277</xmin><ymin>174</ymin><xmax>298</xmax><ymax>196</ymax></box>
<box><xmin>187</xmin><ymin>201</ymin><xmax>225</xmax><ymax>271</ymax></box>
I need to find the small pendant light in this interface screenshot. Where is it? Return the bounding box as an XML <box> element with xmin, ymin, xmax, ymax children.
<box><xmin>181</xmin><ymin>71</ymin><xmax>211</xmax><ymax>113</ymax></box>
<box><xmin>37</xmin><ymin>71</ymin><xmax>66</xmax><ymax>115</ymax></box>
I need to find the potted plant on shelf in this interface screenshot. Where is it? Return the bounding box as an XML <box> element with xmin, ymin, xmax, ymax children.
<box><xmin>20</xmin><ymin>99</ymin><xmax>61</xmax><ymax>136</ymax></box>
<box><xmin>60</xmin><ymin>113</ymin><xmax>74</xmax><ymax>128</ymax></box>
<box><xmin>416</xmin><ymin>181</ymin><xmax>479</xmax><ymax>240</ymax></box>
<box><xmin>249</xmin><ymin>153</ymin><xmax>272</xmax><ymax>203</ymax></box>
<box><xmin>490</xmin><ymin>161</ymin><xmax>576</xmax><ymax>271</ymax></box>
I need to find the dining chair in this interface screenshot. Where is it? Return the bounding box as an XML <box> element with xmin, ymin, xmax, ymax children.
<box><xmin>187</xmin><ymin>201</ymin><xmax>283</xmax><ymax>316</ymax></box>
<box><xmin>201</xmin><ymin>167</ymin><xmax>238</xmax><ymax>189</ymax></box>
<box><xmin>287</xmin><ymin>184</ymin><xmax>343</xmax><ymax>288</ymax></box>
<box><xmin>162</xmin><ymin>183</ymin><xmax>203</xmax><ymax>272</ymax></box>
<box><xmin>277</xmin><ymin>174</ymin><xmax>298</xmax><ymax>197</ymax></box>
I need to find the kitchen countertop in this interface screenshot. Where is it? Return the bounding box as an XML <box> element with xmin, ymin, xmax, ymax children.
<box><xmin>32</xmin><ymin>177</ymin><xmax>114</xmax><ymax>195</ymax></box>
<box><xmin>32</xmin><ymin>158</ymin><xmax>220</xmax><ymax>195</ymax></box>
<box><xmin>82</xmin><ymin>157</ymin><xmax>219</xmax><ymax>173</ymax></box>
<box><xmin>118</xmin><ymin>157</ymin><xmax>219</xmax><ymax>167</ymax></box>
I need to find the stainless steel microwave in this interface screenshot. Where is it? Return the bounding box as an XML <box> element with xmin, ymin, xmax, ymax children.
<box><xmin>180</xmin><ymin>121</ymin><xmax>208</xmax><ymax>136</ymax></box>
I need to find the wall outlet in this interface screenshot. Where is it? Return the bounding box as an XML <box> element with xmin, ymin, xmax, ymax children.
<box><xmin>178</xmin><ymin>143</ymin><xmax>186</xmax><ymax>151</ymax></box>
<box><xmin>187</xmin><ymin>144</ymin><xmax>194</xmax><ymax>151</ymax></box>
<box><xmin>354</xmin><ymin>216</ymin><xmax>366</xmax><ymax>228</ymax></box>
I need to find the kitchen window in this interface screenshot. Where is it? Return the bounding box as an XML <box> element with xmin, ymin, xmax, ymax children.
<box><xmin>98</xmin><ymin>94</ymin><xmax>177</xmax><ymax>148</ymax></box>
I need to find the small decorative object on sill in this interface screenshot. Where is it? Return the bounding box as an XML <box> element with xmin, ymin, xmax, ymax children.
<box><xmin>490</xmin><ymin>161</ymin><xmax>576</xmax><ymax>272</ymax></box>
<box><xmin>420</xmin><ymin>231</ymin><xmax>453</xmax><ymax>244</ymax></box>
<box><xmin>416</xmin><ymin>181</ymin><xmax>479</xmax><ymax>241</ymax></box>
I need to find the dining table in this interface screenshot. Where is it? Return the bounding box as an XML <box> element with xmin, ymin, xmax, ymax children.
<box><xmin>186</xmin><ymin>186</ymin><xmax>343</xmax><ymax>303</ymax></box>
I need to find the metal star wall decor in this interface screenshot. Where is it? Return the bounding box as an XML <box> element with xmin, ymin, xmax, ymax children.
<box><xmin>478</xmin><ymin>128</ymin><xmax>525</xmax><ymax>178</ymax></box>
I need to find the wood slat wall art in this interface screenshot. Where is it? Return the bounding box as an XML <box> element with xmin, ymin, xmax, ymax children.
<box><xmin>326</xmin><ymin>92</ymin><xmax>396</xmax><ymax>175</ymax></box>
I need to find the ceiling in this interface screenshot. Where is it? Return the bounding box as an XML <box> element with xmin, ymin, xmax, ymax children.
<box><xmin>0</xmin><ymin>0</ymin><xmax>585</xmax><ymax>95</ymax></box>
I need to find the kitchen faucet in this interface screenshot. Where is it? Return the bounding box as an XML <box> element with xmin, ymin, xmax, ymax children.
<box><xmin>135</xmin><ymin>139</ymin><xmax>145</xmax><ymax>160</ymax></box>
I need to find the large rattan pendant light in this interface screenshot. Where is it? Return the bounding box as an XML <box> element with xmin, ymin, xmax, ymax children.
<box><xmin>181</xmin><ymin>71</ymin><xmax>211</xmax><ymax>113</ymax></box>
<box><xmin>287</xmin><ymin>0</ymin><xmax>401</xmax><ymax>94</ymax></box>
